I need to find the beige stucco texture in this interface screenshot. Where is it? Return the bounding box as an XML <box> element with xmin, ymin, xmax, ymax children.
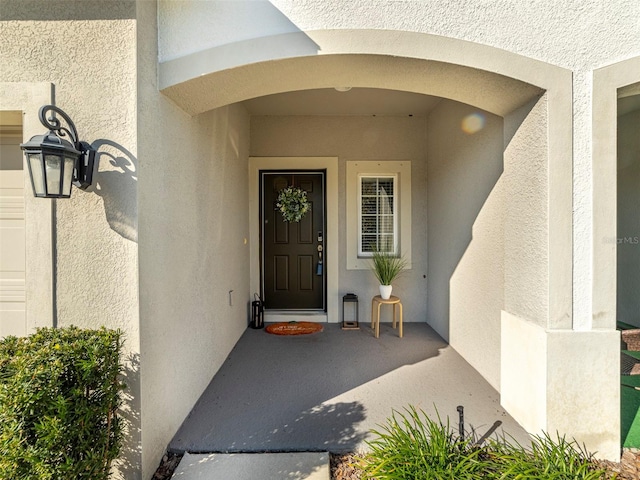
<box><xmin>0</xmin><ymin>3</ymin><xmax>141</xmax><ymax>477</ymax></box>
<box><xmin>427</xmin><ymin>100</ymin><xmax>506</xmax><ymax>389</ymax></box>
<box><xmin>137</xmin><ymin>2</ymin><xmax>251</xmax><ymax>477</ymax></box>
<box><xmin>0</xmin><ymin>6</ymin><xmax>139</xmax><ymax>334</ymax></box>
<box><xmin>502</xmin><ymin>313</ymin><xmax>619</xmax><ymax>455</ymax></box>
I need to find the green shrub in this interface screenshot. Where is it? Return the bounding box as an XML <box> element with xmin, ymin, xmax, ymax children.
<box><xmin>360</xmin><ymin>406</ymin><xmax>489</xmax><ymax>479</ymax></box>
<box><xmin>359</xmin><ymin>406</ymin><xmax>610</xmax><ymax>480</ymax></box>
<box><xmin>0</xmin><ymin>327</ymin><xmax>125</xmax><ymax>480</ymax></box>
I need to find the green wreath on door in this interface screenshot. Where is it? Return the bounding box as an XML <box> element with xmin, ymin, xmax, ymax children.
<box><xmin>276</xmin><ymin>186</ymin><xmax>311</xmax><ymax>222</ymax></box>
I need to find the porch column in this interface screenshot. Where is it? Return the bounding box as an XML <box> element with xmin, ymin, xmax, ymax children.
<box><xmin>501</xmin><ymin>312</ymin><xmax>619</xmax><ymax>460</ymax></box>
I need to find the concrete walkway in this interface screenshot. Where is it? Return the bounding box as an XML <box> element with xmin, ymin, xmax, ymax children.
<box><xmin>171</xmin><ymin>452</ymin><xmax>329</xmax><ymax>479</ymax></box>
<box><xmin>169</xmin><ymin>322</ymin><xmax>530</xmax><ymax>478</ymax></box>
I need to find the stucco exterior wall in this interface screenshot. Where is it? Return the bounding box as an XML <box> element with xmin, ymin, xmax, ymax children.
<box><xmin>250</xmin><ymin>115</ymin><xmax>428</xmax><ymax>324</ymax></box>
<box><xmin>0</xmin><ymin>2</ymin><xmax>139</xmax><ymax>331</ymax></box>
<box><xmin>159</xmin><ymin>0</ymin><xmax>639</xmax><ymax>72</ymax></box>
<box><xmin>426</xmin><ymin>100</ymin><xmax>504</xmax><ymax>389</ymax></box>
<box><xmin>503</xmin><ymin>96</ymin><xmax>549</xmax><ymax>326</ymax></box>
<box><xmin>137</xmin><ymin>2</ymin><xmax>251</xmax><ymax>477</ymax></box>
<box><xmin>617</xmin><ymin>107</ymin><xmax>640</xmax><ymax>327</ymax></box>
<box><xmin>137</xmin><ymin>102</ymin><xmax>250</xmax><ymax>479</ymax></box>
<box><xmin>0</xmin><ymin>2</ymin><xmax>141</xmax><ymax>477</ymax></box>
<box><xmin>502</xmin><ymin>313</ymin><xmax>620</xmax><ymax>460</ymax></box>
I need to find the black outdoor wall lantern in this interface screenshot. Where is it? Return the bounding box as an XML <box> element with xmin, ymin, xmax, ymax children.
<box><xmin>20</xmin><ymin>105</ymin><xmax>96</xmax><ymax>198</ymax></box>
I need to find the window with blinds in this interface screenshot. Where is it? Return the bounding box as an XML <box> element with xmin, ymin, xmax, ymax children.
<box><xmin>358</xmin><ymin>174</ymin><xmax>398</xmax><ymax>255</ymax></box>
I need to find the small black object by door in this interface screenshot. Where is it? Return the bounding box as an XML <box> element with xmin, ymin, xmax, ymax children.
<box><xmin>342</xmin><ymin>293</ymin><xmax>359</xmax><ymax>330</ymax></box>
<box><xmin>251</xmin><ymin>293</ymin><xmax>264</xmax><ymax>329</ymax></box>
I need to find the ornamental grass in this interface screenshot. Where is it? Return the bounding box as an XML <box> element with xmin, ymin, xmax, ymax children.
<box><xmin>358</xmin><ymin>406</ymin><xmax>610</xmax><ymax>480</ymax></box>
<box><xmin>371</xmin><ymin>250</ymin><xmax>407</xmax><ymax>286</ymax></box>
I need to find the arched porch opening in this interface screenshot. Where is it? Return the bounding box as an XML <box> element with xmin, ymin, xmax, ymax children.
<box><xmin>593</xmin><ymin>56</ymin><xmax>640</xmax><ymax>452</ymax></box>
<box><xmin>145</xmin><ymin>29</ymin><xmax>616</xmax><ymax>462</ymax></box>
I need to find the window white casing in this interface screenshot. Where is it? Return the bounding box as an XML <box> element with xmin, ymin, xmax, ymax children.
<box><xmin>346</xmin><ymin>161</ymin><xmax>412</xmax><ymax>270</ymax></box>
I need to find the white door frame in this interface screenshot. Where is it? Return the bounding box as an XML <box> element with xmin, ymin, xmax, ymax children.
<box><xmin>249</xmin><ymin>157</ymin><xmax>339</xmax><ymax>323</ymax></box>
<box><xmin>260</xmin><ymin>170</ymin><xmax>327</xmax><ymax>312</ymax></box>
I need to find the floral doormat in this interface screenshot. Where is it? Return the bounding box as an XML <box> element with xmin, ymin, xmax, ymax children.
<box><xmin>265</xmin><ymin>321</ymin><xmax>323</xmax><ymax>335</ymax></box>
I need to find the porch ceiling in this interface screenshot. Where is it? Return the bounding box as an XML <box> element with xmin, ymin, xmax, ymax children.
<box><xmin>242</xmin><ymin>88</ymin><xmax>442</xmax><ymax>117</ymax></box>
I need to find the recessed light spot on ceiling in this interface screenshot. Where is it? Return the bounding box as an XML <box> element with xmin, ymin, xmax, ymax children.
<box><xmin>242</xmin><ymin>88</ymin><xmax>442</xmax><ymax>116</ymax></box>
<box><xmin>334</xmin><ymin>86</ymin><xmax>352</xmax><ymax>92</ymax></box>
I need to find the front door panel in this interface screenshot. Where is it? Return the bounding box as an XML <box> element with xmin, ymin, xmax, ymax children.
<box><xmin>262</xmin><ymin>172</ymin><xmax>325</xmax><ymax>310</ymax></box>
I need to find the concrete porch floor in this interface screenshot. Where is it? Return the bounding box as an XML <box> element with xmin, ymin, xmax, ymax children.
<box><xmin>169</xmin><ymin>322</ymin><xmax>530</xmax><ymax>454</ymax></box>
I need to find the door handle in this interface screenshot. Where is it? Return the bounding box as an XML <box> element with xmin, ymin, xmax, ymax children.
<box><xmin>317</xmin><ymin>245</ymin><xmax>323</xmax><ymax>275</ymax></box>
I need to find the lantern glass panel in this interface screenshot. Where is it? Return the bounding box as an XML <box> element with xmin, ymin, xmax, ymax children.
<box><xmin>28</xmin><ymin>153</ymin><xmax>45</xmax><ymax>196</ymax></box>
<box><xmin>45</xmin><ymin>154</ymin><xmax>63</xmax><ymax>196</ymax></box>
<box><xmin>61</xmin><ymin>155</ymin><xmax>75</xmax><ymax>197</ymax></box>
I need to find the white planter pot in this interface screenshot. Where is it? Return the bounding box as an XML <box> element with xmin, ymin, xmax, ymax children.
<box><xmin>379</xmin><ymin>284</ymin><xmax>393</xmax><ymax>300</ymax></box>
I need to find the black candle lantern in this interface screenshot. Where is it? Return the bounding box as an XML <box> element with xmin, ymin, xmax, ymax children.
<box><xmin>342</xmin><ymin>293</ymin><xmax>359</xmax><ymax>330</ymax></box>
<box><xmin>20</xmin><ymin>105</ymin><xmax>96</xmax><ymax>198</ymax></box>
<box><xmin>251</xmin><ymin>293</ymin><xmax>264</xmax><ymax>329</ymax></box>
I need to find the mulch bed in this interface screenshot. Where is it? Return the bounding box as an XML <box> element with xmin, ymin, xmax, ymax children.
<box><xmin>151</xmin><ymin>452</ymin><xmax>182</xmax><ymax>480</ymax></box>
<box><xmin>597</xmin><ymin>448</ymin><xmax>640</xmax><ymax>479</ymax></box>
<box><xmin>330</xmin><ymin>453</ymin><xmax>364</xmax><ymax>480</ymax></box>
<box><xmin>152</xmin><ymin>449</ymin><xmax>640</xmax><ymax>479</ymax></box>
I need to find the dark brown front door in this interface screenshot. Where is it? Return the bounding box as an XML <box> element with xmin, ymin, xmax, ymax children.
<box><xmin>262</xmin><ymin>172</ymin><xmax>325</xmax><ymax>310</ymax></box>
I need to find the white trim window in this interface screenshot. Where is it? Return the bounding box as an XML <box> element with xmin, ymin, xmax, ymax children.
<box><xmin>358</xmin><ymin>174</ymin><xmax>398</xmax><ymax>256</ymax></box>
<box><xmin>346</xmin><ymin>161</ymin><xmax>411</xmax><ymax>270</ymax></box>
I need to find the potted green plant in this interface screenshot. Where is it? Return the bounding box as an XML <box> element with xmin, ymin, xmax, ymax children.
<box><xmin>371</xmin><ymin>250</ymin><xmax>407</xmax><ymax>299</ymax></box>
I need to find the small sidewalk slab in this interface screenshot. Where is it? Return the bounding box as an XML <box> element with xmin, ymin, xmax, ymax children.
<box><xmin>171</xmin><ymin>452</ymin><xmax>330</xmax><ymax>480</ymax></box>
